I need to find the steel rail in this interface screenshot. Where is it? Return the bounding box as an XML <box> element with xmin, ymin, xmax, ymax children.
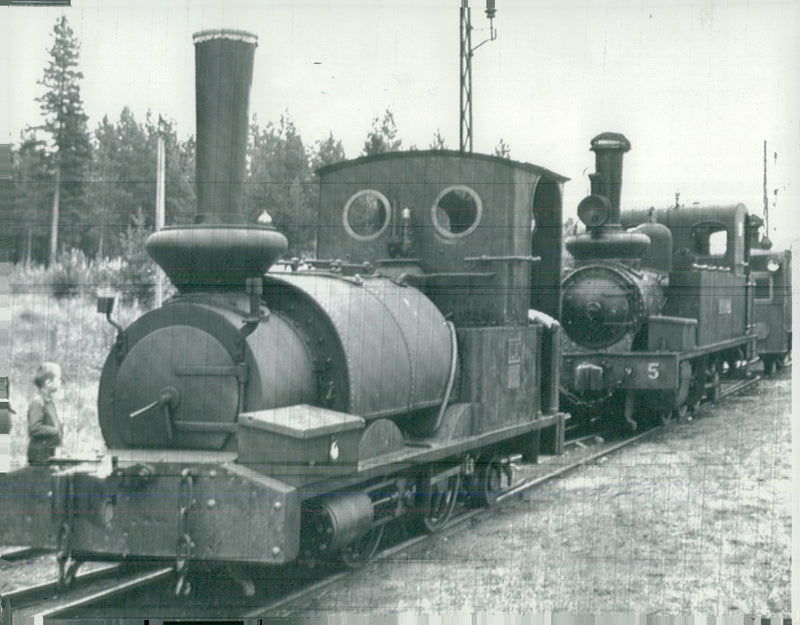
<box><xmin>13</xmin><ymin>566</ymin><xmax>173</xmax><ymax>625</ymax></box>
<box><xmin>1</xmin><ymin>561</ymin><xmax>125</xmax><ymax>625</ymax></box>
<box><xmin>0</xmin><ymin>547</ymin><xmax>51</xmax><ymax>564</ymax></box>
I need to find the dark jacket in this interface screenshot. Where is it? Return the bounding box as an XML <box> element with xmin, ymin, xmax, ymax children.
<box><xmin>27</xmin><ymin>395</ymin><xmax>62</xmax><ymax>464</ymax></box>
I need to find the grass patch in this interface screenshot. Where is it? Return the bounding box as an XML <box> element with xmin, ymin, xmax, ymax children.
<box><xmin>9</xmin><ymin>264</ymin><xmax>148</xmax><ymax>468</ymax></box>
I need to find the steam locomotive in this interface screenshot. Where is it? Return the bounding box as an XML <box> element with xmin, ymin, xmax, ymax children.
<box><xmin>561</xmin><ymin>133</ymin><xmax>763</xmax><ymax>431</ymax></box>
<box><xmin>0</xmin><ymin>30</ymin><xmax>568</xmax><ymax>592</ymax></box>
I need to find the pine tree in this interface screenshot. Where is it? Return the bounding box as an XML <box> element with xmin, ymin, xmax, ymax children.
<box><xmin>362</xmin><ymin>108</ymin><xmax>402</xmax><ymax>156</ymax></box>
<box><xmin>10</xmin><ymin>131</ymin><xmax>52</xmax><ymax>264</ymax></box>
<box><xmin>310</xmin><ymin>131</ymin><xmax>346</xmax><ymax>171</ymax></box>
<box><xmin>36</xmin><ymin>15</ymin><xmax>92</xmax><ymax>263</ymax></box>
<box><xmin>429</xmin><ymin>129</ymin><xmax>447</xmax><ymax>150</ymax></box>
<box><xmin>88</xmin><ymin>109</ymin><xmax>195</xmax><ymax>257</ymax></box>
<box><xmin>494</xmin><ymin>138</ymin><xmax>511</xmax><ymax>158</ymax></box>
<box><xmin>245</xmin><ymin>113</ymin><xmax>315</xmax><ymax>254</ymax></box>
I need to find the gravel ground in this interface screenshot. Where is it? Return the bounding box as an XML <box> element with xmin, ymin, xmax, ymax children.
<box><xmin>277</xmin><ymin>370</ymin><xmax>791</xmax><ymax>617</ymax></box>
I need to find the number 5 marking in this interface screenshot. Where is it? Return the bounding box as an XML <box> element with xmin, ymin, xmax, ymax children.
<box><xmin>647</xmin><ymin>362</ymin><xmax>660</xmax><ymax>380</ymax></box>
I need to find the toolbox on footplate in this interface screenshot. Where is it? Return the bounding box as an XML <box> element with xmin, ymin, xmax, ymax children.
<box><xmin>237</xmin><ymin>405</ymin><xmax>365</xmax><ymax>479</ymax></box>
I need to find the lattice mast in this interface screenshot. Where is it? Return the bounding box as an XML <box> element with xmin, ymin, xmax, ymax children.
<box><xmin>459</xmin><ymin>0</ymin><xmax>497</xmax><ymax>153</ymax></box>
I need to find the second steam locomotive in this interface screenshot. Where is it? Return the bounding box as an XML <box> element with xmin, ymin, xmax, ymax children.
<box><xmin>560</xmin><ymin>133</ymin><xmax>777</xmax><ymax>431</ymax></box>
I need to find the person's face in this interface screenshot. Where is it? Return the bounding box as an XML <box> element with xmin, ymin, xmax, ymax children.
<box><xmin>43</xmin><ymin>374</ymin><xmax>62</xmax><ymax>396</ymax></box>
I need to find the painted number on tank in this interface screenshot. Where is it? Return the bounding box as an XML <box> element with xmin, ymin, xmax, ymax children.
<box><xmin>647</xmin><ymin>362</ymin><xmax>660</xmax><ymax>380</ymax></box>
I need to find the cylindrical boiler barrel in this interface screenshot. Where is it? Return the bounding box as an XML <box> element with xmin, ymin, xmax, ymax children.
<box><xmin>193</xmin><ymin>29</ymin><xmax>258</xmax><ymax>224</ymax></box>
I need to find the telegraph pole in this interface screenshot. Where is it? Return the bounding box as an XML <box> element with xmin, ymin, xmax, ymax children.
<box><xmin>763</xmin><ymin>140</ymin><xmax>768</xmax><ymax>236</ymax></box>
<box><xmin>154</xmin><ymin>116</ymin><xmax>167</xmax><ymax>307</ymax></box>
<box><xmin>459</xmin><ymin>0</ymin><xmax>497</xmax><ymax>153</ymax></box>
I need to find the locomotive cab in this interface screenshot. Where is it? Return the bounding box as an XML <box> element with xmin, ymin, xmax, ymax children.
<box><xmin>748</xmin><ymin>236</ymin><xmax>792</xmax><ymax>373</ymax></box>
<box><xmin>315</xmin><ymin>151</ymin><xmax>569</xmax><ymax>419</ymax></box>
<box><xmin>315</xmin><ymin>150</ymin><xmax>567</xmax><ymax>325</ymax></box>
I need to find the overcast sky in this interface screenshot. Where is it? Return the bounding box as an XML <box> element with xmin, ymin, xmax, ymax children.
<box><xmin>2</xmin><ymin>0</ymin><xmax>798</xmax><ymax>247</ymax></box>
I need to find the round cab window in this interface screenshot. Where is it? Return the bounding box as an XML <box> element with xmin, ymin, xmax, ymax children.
<box><xmin>343</xmin><ymin>190</ymin><xmax>391</xmax><ymax>240</ymax></box>
<box><xmin>432</xmin><ymin>186</ymin><xmax>482</xmax><ymax>238</ymax></box>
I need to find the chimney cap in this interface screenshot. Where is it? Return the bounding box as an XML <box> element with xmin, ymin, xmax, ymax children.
<box><xmin>192</xmin><ymin>29</ymin><xmax>258</xmax><ymax>46</ymax></box>
<box><xmin>591</xmin><ymin>132</ymin><xmax>631</xmax><ymax>152</ymax></box>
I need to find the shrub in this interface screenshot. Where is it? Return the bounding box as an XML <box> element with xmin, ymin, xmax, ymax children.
<box><xmin>115</xmin><ymin>210</ymin><xmax>158</xmax><ymax>307</ymax></box>
<box><xmin>12</xmin><ymin>211</ymin><xmax>163</xmax><ymax>308</ymax></box>
<box><xmin>50</xmin><ymin>248</ymin><xmax>90</xmax><ymax>299</ymax></box>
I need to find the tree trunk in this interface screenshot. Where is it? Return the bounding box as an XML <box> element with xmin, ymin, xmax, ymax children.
<box><xmin>25</xmin><ymin>227</ymin><xmax>32</xmax><ymax>266</ymax></box>
<box><xmin>49</xmin><ymin>167</ymin><xmax>60</xmax><ymax>266</ymax></box>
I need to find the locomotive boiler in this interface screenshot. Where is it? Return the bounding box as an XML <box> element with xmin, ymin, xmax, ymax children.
<box><xmin>0</xmin><ymin>28</ymin><xmax>568</xmax><ymax>593</ymax></box>
<box><xmin>562</xmin><ymin>133</ymin><xmax>759</xmax><ymax>430</ymax></box>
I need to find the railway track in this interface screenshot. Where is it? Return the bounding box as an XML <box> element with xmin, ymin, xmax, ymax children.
<box><xmin>0</xmin><ymin>547</ymin><xmax>47</xmax><ymax>563</ymax></box>
<box><xmin>1</xmin><ymin>560</ymin><xmax>125</xmax><ymax>625</ymax></box>
<box><xmin>3</xmin><ymin>374</ymin><xmax>762</xmax><ymax>622</ymax></box>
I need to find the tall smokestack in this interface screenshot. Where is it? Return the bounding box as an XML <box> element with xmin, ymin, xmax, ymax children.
<box><xmin>193</xmin><ymin>29</ymin><xmax>258</xmax><ymax>224</ymax></box>
<box><xmin>588</xmin><ymin>132</ymin><xmax>631</xmax><ymax>222</ymax></box>
<box><xmin>566</xmin><ymin>132</ymin><xmax>649</xmax><ymax>261</ymax></box>
<box><xmin>146</xmin><ymin>29</ymin><xmax>287</xmax><ymax>292</ymax></box>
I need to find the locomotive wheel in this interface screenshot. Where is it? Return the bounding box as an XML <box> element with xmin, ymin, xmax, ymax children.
<box><xmin>340</xmin><ymin>525</ymin><xmax>385</xmax><ymax>568</ymax></box>
<box><xmin>641</xmin><ymin>391</ymin><xmax>670</xmax><ymax>427</ymax></box>
<box><xmin>709</xmin><ymin>370</ymin><xmax>721</xmax><ymax>402</ymax></box>
<box><xmin>673</xmin><ymin>404</ymin><xmax>689</xmax><ymax>422</ymax></box>
<box><xmin>621</xmin><ymin>391</ymin><xmax>638</xmax><ymax>433</ymax></box>
<box><xmin>421</xmin><ymin>473</ymin><xmax>461</xmax><ymax>533</ymax></box>
<box><xmin>56</xmin><ymin>522</ymin><xmax>80</xmax><ymax>590</ymax></box>
<box><xmin>686</xmin><ymin>363</ymin><xmax>704</xmax><ymax>413</ymax></box>
<box><xmin>474</xmin><ymin>457</ymin><xmax>507</xmax><ymax>508</ymax></box>
<box><xmin>655</xmin><ymin>407</ymin><xmax>672</xmax><ymax>426</ymax></box>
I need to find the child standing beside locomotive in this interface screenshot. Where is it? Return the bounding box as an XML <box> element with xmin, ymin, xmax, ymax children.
<box><xmin>27</xmin><ymin>361</ymin><xmax>64</xmax><ymax>465</ymax></box>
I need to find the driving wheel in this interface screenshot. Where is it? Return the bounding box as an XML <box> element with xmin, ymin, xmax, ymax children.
<box><xmin>421</xmin><ymin>472</ymin><xmax>461</xmax><ymax>533</ymax></box>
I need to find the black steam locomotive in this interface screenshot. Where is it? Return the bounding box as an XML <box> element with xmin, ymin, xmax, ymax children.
<box><xmin>0</xmin><ymin>30</ymin><xmax>568</xmax><ymax>592</ymax></box>
<box><xmin>561</xmin><ymin>133</ymin><xmax>762</xmax><ymax>430</ymax></box>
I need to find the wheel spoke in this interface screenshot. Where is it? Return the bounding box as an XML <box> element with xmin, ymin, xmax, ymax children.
<box><xmin>421</xmin><ymin>473</ymin><xmax>461</xmax><ymax>533</ymax></box>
